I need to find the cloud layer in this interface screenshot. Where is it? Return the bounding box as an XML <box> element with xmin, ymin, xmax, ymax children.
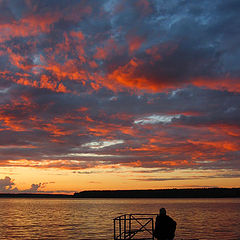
<box><xmin>0</xmin><ymin>0</ymin><xmax>239</xmax><ymax>184</ymax></box>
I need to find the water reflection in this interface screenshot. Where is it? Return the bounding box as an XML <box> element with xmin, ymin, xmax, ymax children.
<box><xmin>0</xmin><ymin>198</ymin><xmax>239</xmax><ymax>239</ymax></box>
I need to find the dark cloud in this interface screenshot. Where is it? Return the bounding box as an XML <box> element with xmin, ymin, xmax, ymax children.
<box><xmin>0</xmin><ymin>176</ymin><xmax>17</xmax><ymax>192</ymax></box>
<box><xmin>0</xmin><ymin>176</ymin><xmax>40</xmax><ymax>193</ymax></box>
<box><xmin>0</xmin><ymin>176</ymin><xmax>60</xmax><ymax>193</ymax></box>
<box><xmin>0</xmin><ymin>0</ymin><xmax>239</xmax><ymax>92</ymax></box>
<box><xmin>133</xmin><ymin>173</ymin><xmax>240</xmax><ymax>182</ymax></box>
<box><xmin>0</xmin><ymin>0</ymin><xmax>239</xmax><ymax>181</ymax></box>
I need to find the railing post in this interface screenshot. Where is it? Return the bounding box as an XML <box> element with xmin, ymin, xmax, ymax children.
<box><xmin>114</xmin><ymin>219</ymin><xmax>116</xmax><ymax>240</ymax></box>
<box><xmin>152</xmin><ymin>217</ymin><xmax>154</xmax><ymax>240</ymax></box>
<box><xmin>119</xmin><ymin>216</ymin><xmax>122</xmax><ymax>239</ymax></box>
<box><xmin>129</xmin><ymin>214</ymin><xmax>131</xmax><ymax>237</ymax></box>
<box><xmin>124</xmin><ymin>215</ymin><xmax>126</xmax><ymax>239</ymax></box>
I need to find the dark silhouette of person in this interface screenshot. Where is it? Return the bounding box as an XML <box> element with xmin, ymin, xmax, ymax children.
<box><xmin>154</xmin><ymin>208</ymin><xmax>176</xmax><ymax>240</ymax></box>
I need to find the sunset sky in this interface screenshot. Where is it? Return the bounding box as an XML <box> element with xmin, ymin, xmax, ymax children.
<box><xmin>0</xmin><ymin>0</ymin><xmax>240</xmax><ymax>193</ymax></box>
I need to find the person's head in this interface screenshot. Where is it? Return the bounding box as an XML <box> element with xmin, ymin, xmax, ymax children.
<box><xmin>160</xmin><ymin>208</ymin><xmax>166</xmax><ymax>216</ymax></box>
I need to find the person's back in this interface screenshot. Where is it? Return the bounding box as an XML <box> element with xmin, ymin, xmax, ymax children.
<box><xmin>154</xmin><ymin>208</ymin><xmax>176</xmax><ymax>240</ymax></box>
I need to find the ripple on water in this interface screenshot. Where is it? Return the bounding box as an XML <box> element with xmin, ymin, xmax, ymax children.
<box><xmin>0</xmin><ymin>198</ymin><xmax>239</xmax><ymax>240</ymax></box>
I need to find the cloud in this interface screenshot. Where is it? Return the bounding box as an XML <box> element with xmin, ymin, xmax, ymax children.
<box><xmin>133</xmin><ymin>173</ymin><xmax>240</xmax><ymax>182</ymax></box>
<box><xmin>82</xmin><ymin>139</ymin><xmax>124</xmax><ymax>149</ymax></box>
<box><xmin>0</xmin><ymin>176</ymin><xmax>17</xmax><ymax>192</ymax></box>
<box><xmin>0</xmin><ymin>176</ymin><xmax>50</xmax><ymax>193</ymax></box>
<box><xmin>134</xmin><ymin>114</ymin><xmax>181</xmax><ymax>125</ymax></box>
<box><xmin>0</xmin><ymin>0</ymin><xmax>239</xmax><ymax>181</ymax></box>
<box><xmin>104</xmin><ymin>0</ymin><xmax>240</xmax><ymax>92</ymax></box>
<box><xmin>0</xmin><ymin>86</ymin><xmax>240</xmax><ymax>172</ymax></box>
<box><xmin>0</xmin><ymin>0</ymin><xmax>239</xmax><ymax>94</ymax></box>
<box><xmin>23</xmin><ymin>183</ymin><xmax>42</xmax><ymax>192</ymax></box>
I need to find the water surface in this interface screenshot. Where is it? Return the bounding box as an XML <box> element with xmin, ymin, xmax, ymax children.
<box><xmin>0</xmin><ymin>198</ymin><xmax>239</xmax><ymax>239</ymax></box>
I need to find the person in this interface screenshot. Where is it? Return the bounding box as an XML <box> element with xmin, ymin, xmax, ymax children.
<box><xmin>154</xmin><ymin>208</ymin><xmax>176</xmax><ymax>240</ymax></box>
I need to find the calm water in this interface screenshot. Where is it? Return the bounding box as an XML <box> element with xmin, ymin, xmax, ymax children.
<box><xmin>0</xmin><ymin>198</ymin><xmax>239</xmax><ymax>240</ymax></box>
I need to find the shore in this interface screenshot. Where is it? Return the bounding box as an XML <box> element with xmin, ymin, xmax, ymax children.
<box><xmin>0</xmin><ymin>188</ymin><xmax>239</xmax><ymax>198</ymax></box>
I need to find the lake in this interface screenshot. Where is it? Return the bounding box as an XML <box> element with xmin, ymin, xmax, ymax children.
<box><xmin>0</xmin><ymin>198</ymin><xmax>239</xmax><ymax>239</ymax></box>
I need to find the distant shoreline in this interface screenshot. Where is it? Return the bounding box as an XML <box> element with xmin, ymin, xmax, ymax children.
<box><xmin>0</xmin><ymin>188</ymin><xmax>240</xmax><ymax>198</ymax></box>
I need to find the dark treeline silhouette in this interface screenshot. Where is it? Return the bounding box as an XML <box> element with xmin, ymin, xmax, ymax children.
<box><xmin>0</xmin><ymin>188</ymin><xmax>239</xmax><ymax>198</ymax></box>
<box><xmin>74</xmin><ymin>188</ymin><xmax>240</xmax><ymax>198</ymax></box>
<box><xmin>0</xmin><ymin>193</ymin><xmax>73</xmax><ymax>198</ymax></box>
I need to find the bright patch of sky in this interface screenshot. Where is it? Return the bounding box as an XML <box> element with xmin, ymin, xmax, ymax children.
<box><xmin>103</xmin><ymin>0</ymin><xmax>117</xmax><ymax>13</ymax></box>
<box><xmin>32</xmin><ymin>54</ymin><xmax>44</xmax><ymax>74</ymax></box>
<box><xmin>169</xmin><ymin>88</ymin><xmax>183</xmax><ymax>98</ymax></box>
<box><xmin>67</xmin><ymin>153</ymin><xmax>121</xmax><ymax>157</ymax></box>
<box><xmin>33</xmin><ymin>55</ymin><xmax>42</xmax><ymax>65</ymax></box>
<box><xmin>82</xmin><ymin>140</ymin><xmax>124</xmax><ymax>149</ymax></box>
<box><xmin>109</xmin><ymin>96</ymin><xmax>118</xmax><ymax>101</ymax></box>
<box><xmin>134</xmin><ymin>114</ymin><xmax>181</xmax><ymax>125</ymax></box>
<box><xmin>0</xmin><ymin>88</ymin><xmax>9</xmax><ymax>93</ymax></box>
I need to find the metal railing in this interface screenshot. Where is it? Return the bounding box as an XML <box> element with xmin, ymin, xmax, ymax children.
<box><xmin>113</xmin><ymin>214</ymin><xmax>157</xmax><ymax>240</ymax></box>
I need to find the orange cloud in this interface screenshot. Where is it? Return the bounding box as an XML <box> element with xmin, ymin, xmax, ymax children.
<box><xmin>94</xmin><ymin>47</ymin><xmax>108</xmax><ymax>60</ymax></box>
<box><xmin>208</xmin><ymin>124</ymin><xmax>240</xmax><ymax>137</ymax></box>
<box><xmin>70</xmin><ymin>31</ymin><xmax>85</xmax><ymax>41</ymax></box>
<box><xmin>108</xmin><ymin>58</ymin><xmax>159</xmax><ymax>91</ymax></box>
<box><xmin>127</xmin><ymin>35</ymin><xmax>145</xmax><ymax>53</ymax></box>
<box><xmin>40</xmin><ymin>75</ymin><xmax>66</xmax><ymax>92</ymax></box>
<box><xmin>160</xmin><ymin>160</ymin><xmax>190</xmax><ymax>167</ymax></box>
<box><xmin>145</xmin><ymin>46</ymin><xmax>162</xmax><ymax>61</ymax></box>
<box><xmin>0</xmin><ymin>12</ymin><xmax>60</xmax><ymax>43</ymax></box>
<box><xmin>193</xmin><ymin>77</ymin><xmax>240</xmax><ymax>93</ymax></box>
<box><xmin>0</xmin><ymin>95</ymin><xmax>37</xmax><ymax>131</ymax></box>
<box><xmin>94</xmin><ymin>39</ymin><xmax>116</xmax><ymax>60</ymax></box>
<box><xmin>87</xmin><ymin>126</ymin><xmax>113</xmax><ymax>136</ymax></box>
<box><xmin>0</xmin><ymin>115</ymin><xmax>26</xmax><ymax>131</ymax></box>
<box><xmin>40</xmin><ymin>123</ymin><xmax>74</xmax><ymax>137</ymax></box>
<box><xmin>55</xmin><ymin>32</ymin><xmax>86</xmax><ymax>63</ymax></box>
<box><xmin>187</xmin><ymin>139</ymin><xmax>239</xmax><ymax>152</ymax></box>
<box><xmin>107</xmin><ymin>57</ymin><xmax>240</xmax><ymax>93</ymax></box>
<box><xmin>16</xmin><ymin>76</ymin><xmax>68</xmax><ymax>93</ymax></box>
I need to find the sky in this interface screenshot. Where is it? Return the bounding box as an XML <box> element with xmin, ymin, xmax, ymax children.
<box><xmin>0</xmin><ymin>0</ymin><xmax>240</xmax><ymax>194</ymax></box>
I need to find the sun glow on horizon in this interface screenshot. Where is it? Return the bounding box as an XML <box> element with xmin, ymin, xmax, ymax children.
<box><xmin>0</xmin><ymin>0</ymin><xmax>240</xmax><ymax>193</ymax></box>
